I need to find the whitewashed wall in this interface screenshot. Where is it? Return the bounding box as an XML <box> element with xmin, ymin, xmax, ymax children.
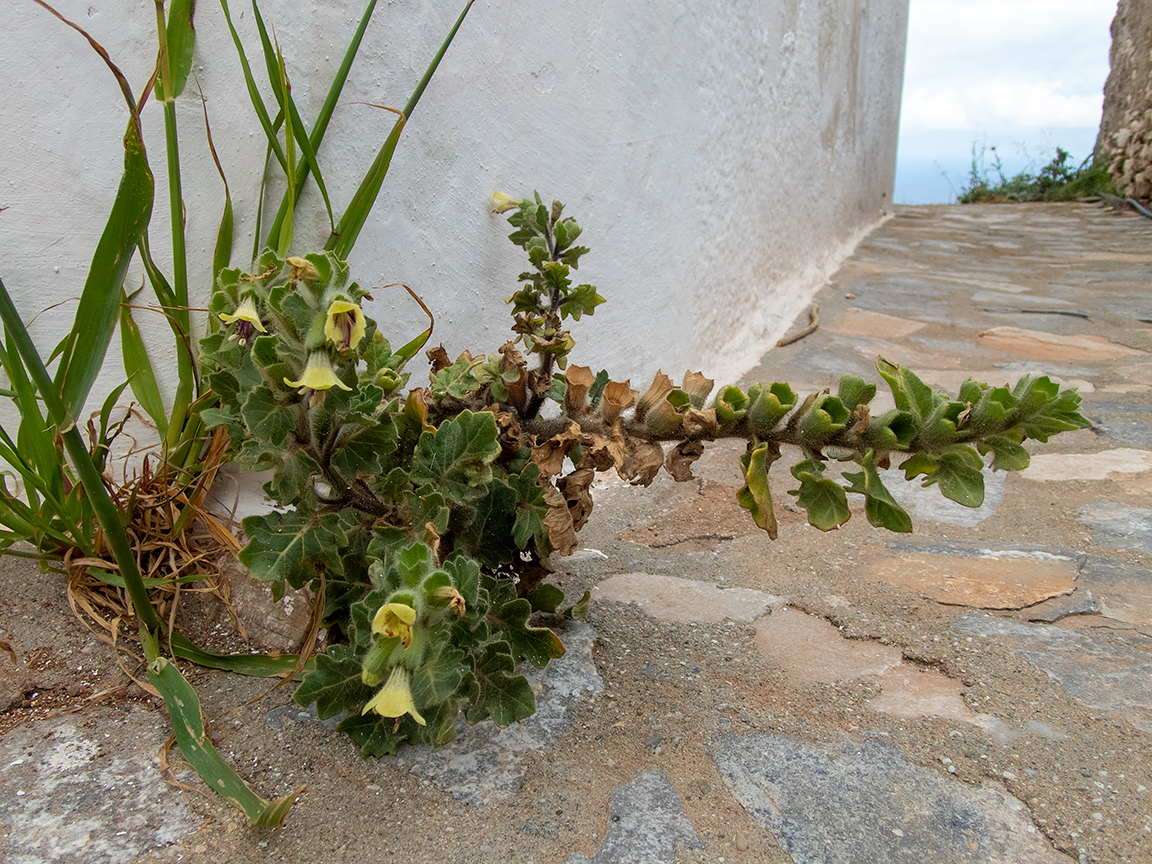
<box><xmin>0</xmin><ymin>0</ymin><xmax>907</xmax><ymax>419</ymax></box>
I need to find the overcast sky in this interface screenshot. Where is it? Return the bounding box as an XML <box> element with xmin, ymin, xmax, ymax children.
<box><xmin>896</xmin><ymin>0</ymin><xmax>1117</xmax><ymax>202</ymax></box>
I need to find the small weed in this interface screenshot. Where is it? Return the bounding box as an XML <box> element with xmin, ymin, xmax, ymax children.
<box><xmin>958</xmin><ymin>144</ymin><xmax>1115</xmax><ymax>203</ymax></box>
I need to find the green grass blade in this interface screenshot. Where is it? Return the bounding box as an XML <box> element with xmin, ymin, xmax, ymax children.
<box><xmin>154</xmin><ymin>0</ymin><xmax>196</xmax><ymax>101</ymax></box>
<box><xmin>119</xmin><ymin>289</ymin><xmax>168</xmax><ymax>439</ymax></box>
<box><xmin>195</xmin><ymin>79</ymin><xmax>234</xmax><ymax>279</ymax></box>
<box><xmin>0</xmin><ymin>278</ymin><xmax>163</xmax><ymax>631</ymax></box>
<box><xmin>0</xmin><ymin>329</ymin><xmax>64</xmax><ymax>502</ymax></box>
<box><xmin>327</xmin><ymin>0</ymin><xmax>475</xmax><ymax>259</ymax></box>
<box><xmin>263</xmin><ymin>0</ymin><xmax>379</xmax><ymax>249</ymax></box>
<box><xmin>170</xmin><ymin>632</ymin><xmax>308</xmax><ymax>677</ymax></box>
<box><xmin>144</xmin><ymin>631</ymin><xmax>301</xmax><ymax>826</ymax></box>
<box><xmin>275</xmin><ymin>42</ymin><xmax>297</xmax><ymax>257</ymax></box>
<box><xmin>218</xmin><ymin>0</ymin><xmax>289</xmax><ymax>178</ymax></box>
<box><xmin>52</xmin><ymin>117</ymin><xmax>153</xmax><ymax>430</ymax></box>
<box><xmin>137</xmin><ymin>233</ymin><xmax>177</xmax><ymax>308</ymax></box>
<box><xmin>248</xmin><ymin>1</ymin><xmax>335</xmax><ymax>240</ymax></box>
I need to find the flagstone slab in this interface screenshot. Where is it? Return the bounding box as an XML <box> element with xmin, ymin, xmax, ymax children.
<box><xmin>1076</xmin><ymin>501</ymin><xmax>1152</xmax><ymax>554</ymax></box>
<box><xmin>753</xmin><ymin>607</ymin><xmax>903</xmax><ymax>683</ymax></box>
<box><xmin>954</xmin><ymin>615</ymin><xmax>1152</xmax><ymax>733</ymax></box>
<box><xmin>1076</xmin><ymin>558</ymin><xmax>1152</xmax><ymax>626</ymax></box>
<box><xmin>711</xmin><ymin>734</ymin><xmax>1072</xmax><ymax>864</ymax></box>
<box><xmin>1019</xmin><ymin>448</ymin><xmax>1152</xmax><ymax>481</ymax></box>
<box><xmin>0</xmin><ymin>708</ymin><xmax>198</xmax><ymax>864</ymax></box>
<box><xmin>864</xmin><ymin>543</ymin><xmax>1079</xmax><ymax>609</ymax></box>
<box><xmin>753</xmin><ymin>608</ymin><xmax>1006</xmax><ymax>731</ymax></box>
<box><xmin>825</xmin><ymin>308</ymin><xmax>928</xmax><ymax>338</ymax></box>
<box><xmin>881</xmin><ymin>466</ymin><xmax>1006</xmax><ymax>527</ymax></box>
<box><xmin>619</xmin><ymin>481</ymin><xmax>763</xmax><ymax>551</ymax></box>
<box><xmin>976</xmin><ymin>327</ymin><xmax>1146</xmax><ymax>362</ymax></box>
<box><xmin>564</xmin><ymin>770</ymin><xmax>703</xmax><ymax>864</ymax></box>
<box><xmin>592</xmin><ymin>573</ymin><xmax>783</xmax><ymax>624</ymax></box>
<box><xmin>1084</xmin><ymin>401</ymin><xmax>1152</xmax><ymax>449</ymax></box>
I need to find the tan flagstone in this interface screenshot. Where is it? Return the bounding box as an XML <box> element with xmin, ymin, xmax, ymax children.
<box><xmin>753</xmin><ymin>607</ymin><xmax>902</xmax><ymax>683</ymax></box>
<box><xmin>591</xmin><ymin>572</ymin><xmax>783</xmax><ymax>624</ymax></box>
<box><xmin>826</xmin><ymin>308</ymin><xmax>927</xmax><ymax>339</ymax></box>
<box><xmin>977</xmin><ymin>326</ymin><xmax>1147</xmax><ymax>362</ymax></box>
<box><xmin>864</xmin><ymin>550</ymin><xmax>1077</xmax><ymax>609</ymax></box>
<box><xmin>1020</xmin><ymin>448</ymin><xmax>1152</xmax><ymax>481</ymax></box>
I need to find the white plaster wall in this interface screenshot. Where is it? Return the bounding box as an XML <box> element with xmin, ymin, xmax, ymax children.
<box><xmin>0</xmin><ymin>0</ymin><xmax>907</xmax><ymax>421</ymax></box>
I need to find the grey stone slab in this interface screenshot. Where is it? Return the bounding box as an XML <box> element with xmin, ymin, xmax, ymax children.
<box><xmin>1076</xmin><ymin>501</ymin><xmax>1152</xmax><ymax>554</ymax></box>
<box><xmin>1023</xmin><ymin>590</ymin><xmax>1101</xmax><ymax>622</ymax></box>
<box><xmin>954</xmin><ymin>615</ymin><xmax>1152</xmax><ymax>731</ymax></box>
<box><xmin>0</xmin><ymin>709</ymin><xmax>198</xmax><ymax>864</ymax></box>
<box><xmin>1075</xmin><ymin>557</ymin><xmax>1152</xmax><ymax>625</ymax></box>
<box><xmin>711</xmin><ymin>733</ymin><xmax>1069</xmax><ymax>864</ymax></box>
<box><xmin>564</xmin><ymin>770</ymin><xmax>703</xmax><ymax>864</ymax></box>
<box><xmin>1083</xmin><ymin>401</ymin><xmax>1152</xmax><ymax>448</ymax></box>
<box><xmin>883</xmin><ymin>540</ymin><xmax>1083</xmax><ymax>561</ymax></box>
<box><xmin>393</xmin><ymin>621</ymin><xmax>603</xmax><ymax>805</ymax></box>
<box><xmin>882</xmin><ymin>466</ymin><xmax>1006</xmax><ymax>527</ymax></box>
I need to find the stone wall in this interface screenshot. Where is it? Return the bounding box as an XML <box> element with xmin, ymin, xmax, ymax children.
<box><xmin>1096</xmin><ymin>0</ymin><xmax>1152</xmax><ymax>200</ymax></box>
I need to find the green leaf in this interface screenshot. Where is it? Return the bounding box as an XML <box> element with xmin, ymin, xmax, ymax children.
<box><xmin>241</xmin><ymin>385</ymin><xmax>294</xmax><ymax>446</ymax></box>
<box><xmin>169</xmin><ymin>633</ymin><xmax>304</xmax><ymax>678</ymax></box>
<box><xmin>561</xmin><ymin>590</ymin><xmax>591</xmax><ymax>621</ymax></box>
<box><xmin>736</xmin><ymin>442</ymin><xmax>779</xmax><ymax>538</ymax></box>
<box><xmin>335</xmin><ymin>712</ymin><xmax>406</xmax><ymax>757</ymax></box>
<box><xmin>249</xmin><ymin>0</ymin><xmax>335</xmax><ymax>234</ymax></box>
<box><xmin>746</xmin><ymin>382</ymin><xmax>796</xmax><ymax>434</ymax></box>
<box><xmin>932</xmin><ymin>447</ymin><xmax>986</xmax><ymax>507</ymax></box>
<box><xmin>453</xmin><ymin>477</ymin><xmax>518</xmax><ymax>567</ymax></box>
<box><xmin>294</xmin><ymin>644</ymin><xmax>374</xmax><ymax>720</ymax></box>
<box><xmin>876</xmin><ymin>359</ymin><xmax>938</xmax><ymax>420</ymax></box>
<box><xmin>55</xmin><ymin>116</ymin><xmax>153</xmax><ymax>428</ymax></box>
<box><xmin>559</xmin><ymin>284</ymin><xmax>604</xmax><ymax>320</ymax></box>
<box><xmin>525</xmin><ymin>584</ymin><xmax>565</xmax><ymax>614</ymax></box>
<box><xmin>841</xmin><ymin>452</ymin><xmax>913</xmax><ymax>533</ymax></box>
<box><xmin>978</xmin><ymin>431</ymin><xmax>1031</xmax><ymax>471</ymax></box>
<box><xmin>410</xmin><ymin>410</ymin><xmax>501</xmax><ymax>504</ymax></box>
<box><xmin>788</xmin><ymin>459</ymin><xmax>851</xmax><ymax>531</ymax></box>
<box><xmin>239</xmin><ymin>511</ymin><xmax>347</xmax><ymax>588</ymax></box>
<box><xmin>144</xmin><ymin>633</ymin><xmax>299</xmax><ymax>827</ymax></box>
<box><xmin>119</xmin><ymin>290</ymin><xmax>168</xmax><ymax>438</ymax></box>
<box><xmin>265</xmin><ymin>449</ymin><xmax>321</xmax><ymax>504</ymax></box>
<box><xmin>838</xmin><ymin>374</ymin><xmax>876</xmax><ymax>412</ymax></box>
<box><xmin>467</xmin><ymin>643</ymin><xmax>536</xmax><ymax>727</ymax></box>
<box><xmin>217</xmin><ymin>0</ymin><xmax>289</xmax><ymax>177</ymax></box>
<box><xmin>410</xmin><ymin>644</ymin><xmax>469</xmax><ymax>707</ymax></box>
<box><xmin>797</xmin><ymin>394</ymin><xmax>851</xmax><ymax>442</ymax></box>
<box><xmin>486</xmin><ymin>578</ymin><xmax>565</xmax><ymax>669</ymax></box>
<box><xmin>154</xmin><ymin>0</ymin><xmax>195</xmax><ymax>101</ymax></box>
<box><xmin>331</xmin><ymin>424</ymin><xmax>396</xmax><ymax>478</ymax></box>
<box><xmin>862</xmin><ymin>409</ymin><xmax>916</xmax><ymax>451</ymax></box>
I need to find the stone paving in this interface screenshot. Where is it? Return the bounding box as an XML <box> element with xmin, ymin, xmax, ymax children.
<box><xmin>1</xmin><ymin>202</ymin><xmax>1150</xmax><ymax>863</ymax></box>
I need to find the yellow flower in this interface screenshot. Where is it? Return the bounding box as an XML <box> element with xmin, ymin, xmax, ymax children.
<box><xmin>284</xmin><ymin>351</ymin><xmax>353</xmax><ymax>393</ymax></box>
<box><xmin>324</xmin><ymin>299</ymin><xmax>366</xmax><ymax>351</ymax></box>
<box><xmin>362</xmin><ymin>666</ymin><xmax>426</xmax><ymax>725</ymax></box>
<box><xmin>371</xmin><ymin>602</ymin><xmax>416</xmax><ymax>649</ymax></box>
<box><xmin>218</xmin><ymin>296</ymin><xmax>267</xmax><ymax>344</ymax></box>
<box><xmin>492</xmin><ymin>191</ymin><xmax>522</xmax><ymax>214</ymax></box>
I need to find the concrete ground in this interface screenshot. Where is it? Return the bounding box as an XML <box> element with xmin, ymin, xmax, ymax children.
<box><xmin>1</xmin><ymin>202</ymin><xmax>1150</xmax><ymax>864</ymax></box>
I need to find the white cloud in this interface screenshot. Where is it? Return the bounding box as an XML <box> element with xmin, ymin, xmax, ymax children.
<box><xmin>901</xmin><ymin>0</ymin><xmax>1115</xmax><ymax>133</ymax></box>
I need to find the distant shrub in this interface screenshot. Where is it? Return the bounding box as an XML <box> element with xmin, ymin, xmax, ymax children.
<box><xmin>958</xmin><ymin>145</ymin><xmax>1115</xmax><ymax>204</ymax></box>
